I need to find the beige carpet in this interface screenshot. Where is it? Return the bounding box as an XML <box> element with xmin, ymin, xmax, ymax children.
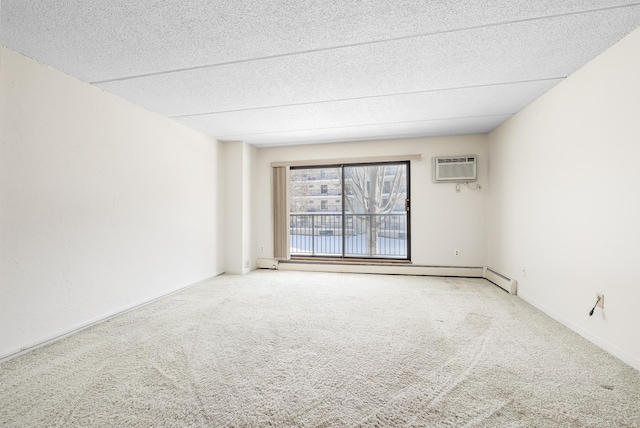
<box><xmin>1</xmin><ymin>270</ymin><xmax>639</xmax><ymax>427</ymax></box>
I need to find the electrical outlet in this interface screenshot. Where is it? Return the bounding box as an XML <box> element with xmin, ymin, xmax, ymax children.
<box><xmin>244</xmin><ymin>260</ymin><xmax>249</xmax><ymax>269</ymax></box>
<box><xmin>596</xmin><ymin>293</ymin><xmax>604</xmax><ymax>309</ymax></box>
<box><xmin>522</xmin><ymin>267</ymin><xmax>527</xmax><ymax>277</ymax></box>
<box><xmin>260</xmin><ymin>246</ymin><xmax>264</xmax><ymax>252</ymax></box>
<box><xmin>454</xmin><ymin>249</ymin><xmax>460</xmax><ymax>256</ymax></box>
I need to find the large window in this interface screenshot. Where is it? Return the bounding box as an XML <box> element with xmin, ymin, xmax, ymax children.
<box><xmin>289</xmin><ymin>162</ymin><xmax>410</xmax><ymax>259</ymax></box>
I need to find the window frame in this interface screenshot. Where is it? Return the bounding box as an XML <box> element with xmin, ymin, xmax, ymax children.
<box><xmin>289</xmin><ymin>160</ymin><xmax>411</xmax><ymax>261</ymax></box>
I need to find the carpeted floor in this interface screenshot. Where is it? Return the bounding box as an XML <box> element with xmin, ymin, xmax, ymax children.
<box><xmin>1</xmin><ymin>270</ymin><xmax>639</xmax><ymax>427</ymax></box>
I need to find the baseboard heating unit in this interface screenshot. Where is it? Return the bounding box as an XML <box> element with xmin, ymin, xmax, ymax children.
<box><xmin>256</xmin><ymin>259</ymin><xmax>517</xmax><ymax>295</ymax></box>
<box><xmin>483</xmin><ymin>267</ymin><xmax>518</xmax><ymax>294</ymax></box>
<box><xmin>257</xmin><ymin>258</ymin><xmax>279</xmax><ymax>269</ymax></box>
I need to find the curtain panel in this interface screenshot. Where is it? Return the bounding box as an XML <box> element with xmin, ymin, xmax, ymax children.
<box><xmin>272</xmin><ymin>166</ymin><xmax>290</xmax><ymax>260</ymax></box>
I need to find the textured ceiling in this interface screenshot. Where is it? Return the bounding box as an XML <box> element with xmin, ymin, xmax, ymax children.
<box><xmin>2</xmin><ymin>1</ymin><xmax>640</xmax><ymax>147</ymax></box>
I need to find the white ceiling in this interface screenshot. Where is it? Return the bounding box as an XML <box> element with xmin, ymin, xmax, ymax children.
<box><xmin>2</xmin><ymin>1</ymin><xmax>640</xmax><ymax>147</ymax></box>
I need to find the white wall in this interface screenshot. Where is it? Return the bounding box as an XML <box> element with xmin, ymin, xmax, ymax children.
<box><xmin>223</xmin><ymin>141</ymin><xmax>244</xmax><ymax>274</ymax></box>
<box><xmin>487</xmin><ymin>27</ymin><xmax>640</xmax><ymax>370</ymax></box>
<box><xmin>223</xmin><ymin>141</ymin><xmax>256</xmax><ymax>274</ymax></box>
<box><xmin>254</xmin><ymin>136</ymin><xmax>488</xmax><ymax>267</ymax></box>
<box><xmin>243</xmin><ymin>143</ymin><xmax>257</xmax><ymax>272</ymax></box>
<box><xmin>0</xmin><ymin>47</ymin><xmax>223</xmax><ymax>359</ymax></box>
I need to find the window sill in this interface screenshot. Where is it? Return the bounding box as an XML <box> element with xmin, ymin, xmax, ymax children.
<box><xmin>289</xmin><ymin>257</ymin><xmax>412</xmax><ymax>265</ymax></box>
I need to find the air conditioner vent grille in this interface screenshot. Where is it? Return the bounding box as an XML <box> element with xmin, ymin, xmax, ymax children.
<box><xmin>437</xmin><ymin>157</ymin><xmax>474</xmax><ymax>164</ymax></box>
<box><xmin>433</xmin><ymin>155</ymin><xmax>477</xmax><ymax>182</ymax></box>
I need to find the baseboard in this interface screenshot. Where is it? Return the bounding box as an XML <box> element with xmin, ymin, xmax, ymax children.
<box><xmin>0</xmin><ymin>273</ymin><xmax>222</xmax><ymax>364</ymax></box>
<box><xmin>263</xmin><ymin>259</ymin><xmax>484</xmax><ymax>278</ymax></box>
<box><xmin>258</xmin><ymin>259</ymin><xmax>520</xmax><ymax>294</ymax></box>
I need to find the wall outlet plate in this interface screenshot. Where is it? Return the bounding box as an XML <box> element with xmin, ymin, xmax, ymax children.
<box><xmin>596</xmin><ymin>293</ymin><xmax>604</xmax><ymax>309</ymax></box>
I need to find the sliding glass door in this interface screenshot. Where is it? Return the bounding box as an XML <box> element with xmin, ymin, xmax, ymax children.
<box><xmin>289</xmin><ymin>162</ymin><xmax>410</xmax><ymax>260</ymax></box>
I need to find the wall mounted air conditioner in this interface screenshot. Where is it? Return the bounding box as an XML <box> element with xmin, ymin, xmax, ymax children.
<box><xmin>433</xmin><ymin>155</ymin><xmax>477</xmax><ymax>182</ymax></box>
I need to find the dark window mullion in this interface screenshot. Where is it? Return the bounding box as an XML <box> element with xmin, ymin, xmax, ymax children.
<box><xmin>341</xmin><ymin>165</ymin><xmax>346</xmax><ymax>258</ymax></box>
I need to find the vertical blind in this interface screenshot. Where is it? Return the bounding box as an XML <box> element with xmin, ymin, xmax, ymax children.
<box><xmin>272</xmin><ymin>166</ymin><xmax>290</xmax><ymax>260</ymax></box>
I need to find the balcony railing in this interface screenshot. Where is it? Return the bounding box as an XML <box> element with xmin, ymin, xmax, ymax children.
<box><xmin>291</xmin><ymin>189</ymin><xmax>342</xmax><ymax>197</ymax></box>
<box><xmin>290</xmin><ymin>213</ymin><xmax>407</xmax><ymax>258</ymax></box>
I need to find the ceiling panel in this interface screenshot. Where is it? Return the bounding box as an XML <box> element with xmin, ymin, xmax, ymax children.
<box><xmin>1</xmin><ymin>1</ymin><xmax>636</xmax><ymax>82</ymax></box>
<box><xmin>217</xmin><ymin>115</ymin><xmax>513</xmax><ymax>147</ymax></box>
<box><xmin>2</xmin><ymin>1</ymin><xmax>640</xmax><ymax>147</ymax></box>
<box><xmin>95</xmin><ymin>8</ymin><xmax>640</xmax><ymax>118</ymax></box>
<box><xmin>174</xmin><ymin>79</ymin><xmax>561</xmax><ymax>137</ymax></box>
